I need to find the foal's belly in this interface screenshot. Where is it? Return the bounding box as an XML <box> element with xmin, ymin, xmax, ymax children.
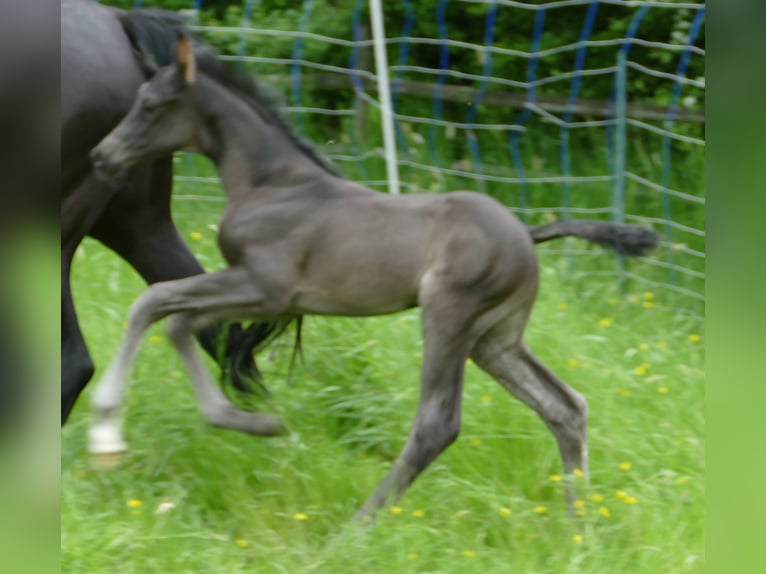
<box><xmin>292</xmin><ymin>232</ymin><xmax>427</xmax><ymax>316</ymax></box>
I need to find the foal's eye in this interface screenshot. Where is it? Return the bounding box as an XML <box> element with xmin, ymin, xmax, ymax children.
<box><xmin>142</xmin><ymin>104</ymin><xmax>157</xmax><ymax>115</ymax></box>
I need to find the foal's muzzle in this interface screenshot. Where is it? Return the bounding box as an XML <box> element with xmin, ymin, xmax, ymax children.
<box><xmin>90</xmin><ymin>138</ymin><xmax>131</xmax><ymax>182</ymax></box>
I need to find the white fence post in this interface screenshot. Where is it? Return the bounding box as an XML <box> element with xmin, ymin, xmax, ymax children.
<box><xmin>368</xmin><ymin>0</ymin><xmax>400</xmax><ymax>195</ymax></box>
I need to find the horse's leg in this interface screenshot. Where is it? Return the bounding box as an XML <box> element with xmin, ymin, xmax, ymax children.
<box><xmin>354</xmin><ymin>290</ymin><xmax>476</xmax><ymax>520</ymax></box>
<box><xmin>61</xmin><ymin>253</ymin><xmax>94</xmax><ymax>424</ymax></box>
<box><xmin>87</xmin><ymin>267</ymin><xmax>286</xmax><ymax>457</ymax></box>
<box><xmin>470</xmin><ymin>313</ymin><xmax>589</xmax><ymax>503</ymax></box>
<box><xmin>61</xmin><ymin>172</ymin><xmax>119</xmax><ymax>424</ymax></box>
<box><xmin>88</xmin><ymin>161</ymin><xmax>258</xmax><ymax>390</ymax></box>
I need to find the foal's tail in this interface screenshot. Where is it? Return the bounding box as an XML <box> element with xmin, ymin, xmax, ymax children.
<box><xmin>527</xmin><ymin>220</ymin><xmax>659</xmax><ymax>257</ymax></box>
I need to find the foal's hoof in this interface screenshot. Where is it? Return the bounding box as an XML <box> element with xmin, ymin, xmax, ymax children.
<box><xmin>88</xmin><ymin>422</ymin><xmax>128</xmax><ymax>469</ymax></box>
<box><xmin>249</xmin><ymin>413</ymin><xmax>289</xmax><ymax>437</ymax></box>
<box><xmin>210</xmin><ymin>409</ymin><xmax>289</xmax><ymax>437</ymax></box>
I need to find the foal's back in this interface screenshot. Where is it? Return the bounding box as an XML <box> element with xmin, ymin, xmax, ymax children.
<box><xmin>222</xmin><ymin>177</ymin><xmax>539</xmax><ymax>318</ymax></box>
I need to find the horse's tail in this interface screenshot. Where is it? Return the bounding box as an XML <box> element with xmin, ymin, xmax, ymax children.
<box><xmin>527</xmin><ymin>220</ymin><xmax>659</xmax><ymax>257</ymax></box>
<box><xmin>117</xmin><ymin>8</ymin><xmax>190</xmax><ymax>73</ymax></box>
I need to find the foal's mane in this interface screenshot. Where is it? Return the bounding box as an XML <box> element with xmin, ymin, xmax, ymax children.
<box><xmin>193</xmin><ymin>51</ymin><xmax>342</xmax><ymax>177</ymax></box>
<box><xmin>118</xmin><ymin>8</ymin><xmax>340</xmax><ymax>177</ymax></box>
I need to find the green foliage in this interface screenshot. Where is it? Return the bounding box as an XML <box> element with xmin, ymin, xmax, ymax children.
<box><xmin>101</xmin><ymin>1</ymin><xmax>704</xmax><ymax>111</ymax></box>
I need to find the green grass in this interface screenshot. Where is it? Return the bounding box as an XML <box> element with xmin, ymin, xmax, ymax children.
<box><xmin>62</xmin><ymin>188</ymin><xmax>704</xmax><ymax>573</ymax></box>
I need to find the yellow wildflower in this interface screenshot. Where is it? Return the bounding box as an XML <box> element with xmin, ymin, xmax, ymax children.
<box><xmin>469</xmin><ymin>438</ymin><xmax>482</xmax><ymax>446</ymax></box>
<box><xmin>558</xmin><ymin>302</ymin><xmax>569</xmax><ymax>310</ymax></box>
<box><xmin>638</xmin><ymin>343</ymin><xmax>650</xmax><ymax>351</ymax></box>
<box><xmin>643</xmin><ymin>292</ymin><xmax>655</xmax><ymax>300</ymax></box>
<box><xmin>624</xmin><ymin>496</ymin><xmax>638</xmax><ymax>505</ymax></box>
<box><xmin>549</xmin><ymin>474</ymin><xmax>562</xmax><ymax>482</ymax></box>
<box><xmin>412</xmin><ymin>509</ymin><xmax>425</xmax><ymax>518</ymax></box>
<box><xmin>573</xmin><ymin>468</ymin><xmax>585</xmax><ymax>479</ymax></box>
<box><xmin>618</xmin><ymin>461</ymin><xmax>632</xmax><ymax>471</ymax></box>
<box><xmin>608</xmin><ymin>297</ymin><xmax>620</xmax><ymax>305</ymax></box>
<box><xmin>633</xmin><ymin>365</ymin><xmax>648</xmax><ymax>376</ymax></box>
<box><xmin>75</xmin><ymin>470</ymin><xmax>87</xmax><ymax>479</ymax></box>
<box><xmin>599</xmin><ymin>506</ymin><xmax>611</xmax><ymax>518</ymax></box>
<box><xmin>408</xmin><ymin>553</ymin><xmax>419</xmax><ymax>560</ymax></box>
<box><xmin>656</xmin><ymin>341</ymin><xmax>667</xmax><ymax>348</ymax></box>
<box><xmin>294</xmin><ymin>512</ymin><xmax>309</xmax><ymax>521</ymax></box>
<box><xmin>481</xmin><ymin>394</ymin><xmax>493</xmax><ymax>404</ymax></box>
<box><xmin>533</xmin><ymin>505</ymin><xmax>547</xmax><ymax>514</ymax></box>
<box><xmin>499</xmin><ymin>506</ymin><xmax>512</xmax><ymax>517</ymax></box>
<box><xmin>627</xmin><ymin>294</ymin><xmax>640</xmax><ymax>303</ymax></box>
<box><xmin>149</xmin><ymin>335</ymin><xmax>163</xmax><ymax>343</ymax></box>
<box><xmin>235</xmin><ymin>539</ymin><xmax>249</xmax><ymax>548</ymax></box>
<box><xmin>688</xmin><ymin>334</ymin><xmax>701</xmax><ymax>343</ymax></box>
<box><xmin>658</xmin><ymin>386</ymin><xmax>669</xmax><ymax>394</ymax></box>
<box><xmin>463</xmin><ymin>550</ymin><xmax>476</xmax><ymax>558</ymax></box>
<box><xmin>615</xmin><ymin>490</ymin><xmax>628</xmax><ymax>500</ymax></box>
<box><xmin>572</xmin><ymin>534</ymin><xmax>583</xmax><ymax>544</ymax></box>
<box><xmin>390</xmin><ymin>506</ymin><xmax>403</xmax><ymax>516</ymax></box>
<box><xmin>190</xmin><ymin>231</ymin><xmax>203</xmax><ymax>241</ymax></box>
<box><xmin>575</xmin><ymin>509</ymin><xmax>587</xmax><ymax>517</ymax></box>
<box><xmin>642</xmin><ymin>301</ymin><xmax>654</xmax><ymax>309</ymax></box>
<box><xmin>587</xmin><ymin>494</ymin><xmax>604</xmax><ymax>503</ymax></box>
<box><xmin>567</xmin><ymin>359</ymin><xmax>580</xmax><ymax>368</ymax></box>
<box><xmin>598</xmin><ymin>317</ymin><xmax>613</xmax><ymax>328</ymax></box>
<box><xmin>619</xmin><ymin>388</ymin><xmax>633</xmax><ymax>397</ymax></box>
<box><xmin>573</xmin><ymin>499</ymin><xmax>585</xmax><ymax>508</ymax></box>
<box><xmin>127</xmin><ymin>499</ymin><xmax>143</xmax><ymax>508</ymax></box>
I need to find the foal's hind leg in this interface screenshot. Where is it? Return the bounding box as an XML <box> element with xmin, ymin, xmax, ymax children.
<box><xmin>354</xmin><ymin>290</ymin><xmax>476</xmax><ymax>520</ymax></box>
<box><xmin>88</xmin><ymin>267</ymin><xmax>287</xmax><ymax>458</ymax></box>
<box><xmin>470</xmin><ymin>316</ymin><xmax>589</xmax><ymax>502</ymax></box>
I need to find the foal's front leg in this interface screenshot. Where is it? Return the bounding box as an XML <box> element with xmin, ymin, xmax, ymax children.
<box><xmin>166</xmin><ymin>313</ymin><xmax>286</xmax><ymax>436</ymax></box>
<box><xmin>88</xmin><ymin>267</ymin><xmax>287</xmax><ymax>459</ymax></box>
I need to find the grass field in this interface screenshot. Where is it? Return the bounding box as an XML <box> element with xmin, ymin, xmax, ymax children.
<box><xmin>61</xmin><ymin>184</ymin><xmax>704</xmax><ymax>573</ymax></box>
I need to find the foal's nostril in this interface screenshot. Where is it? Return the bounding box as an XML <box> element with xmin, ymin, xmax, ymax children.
<box><xmin>90</xmin><ymin>148</ymin><xmax>104</xmax><ymax>168</ymax></box>
<box><xmin>90</xmin><ymin>146</ymin><xmax>120</xmax><ymax>181</ymax></box>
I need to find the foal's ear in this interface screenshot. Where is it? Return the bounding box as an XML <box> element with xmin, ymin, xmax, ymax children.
<box><xmin>176</xmin><ymin>35</ymin><xmax>197</xmax><ymax>85</ymax></box>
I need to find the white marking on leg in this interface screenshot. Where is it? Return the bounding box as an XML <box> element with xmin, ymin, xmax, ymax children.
<box><xmin>87</xmin><ymin>293</ymin><xmax>156</xmax><ymax>455</ymax></box>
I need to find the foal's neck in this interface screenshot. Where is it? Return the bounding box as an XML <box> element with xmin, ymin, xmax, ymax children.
<box><xmin>195</xmin><ymin>76</ymin><xmax>322</xmax><ymax>199</ymax></box>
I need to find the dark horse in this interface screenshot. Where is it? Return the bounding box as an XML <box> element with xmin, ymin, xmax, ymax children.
<box><xmin>61</xmin><ymin>0</ymin><xmax>285</xmax><ymax>423</ymax></box>
<box><xmin>90</xmin><ymin>38</ymin><xmax>658</xmax><ymax>519</ymax></box>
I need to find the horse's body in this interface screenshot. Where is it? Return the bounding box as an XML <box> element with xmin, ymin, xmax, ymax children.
<box><xmin>61</xmin><ymin>1</ymin><xmax>275</xmax><ymax>424</ymax></box>
<box><xmin>90</xmin><ymin>41</ymin><xmax>658</xmax><ymax>519</ymax></box>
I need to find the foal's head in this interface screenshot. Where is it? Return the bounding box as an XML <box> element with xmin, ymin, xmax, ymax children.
<box><xmin>91</xmin><ymin>36</ymin><xmax>200</xmax><ymax>180</ymax></box>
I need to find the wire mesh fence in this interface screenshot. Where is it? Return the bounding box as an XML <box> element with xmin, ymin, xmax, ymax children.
<box><xmin>111</xmin><ymin>0</ymin><xmax>706</xmax><ymax>313</ymax></box>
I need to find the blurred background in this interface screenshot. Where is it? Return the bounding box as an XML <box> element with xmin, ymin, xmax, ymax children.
<box><xmin>99</xmin><ymin>0</ymin><xmax>705</xmax><ymax>314</ymax></box>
